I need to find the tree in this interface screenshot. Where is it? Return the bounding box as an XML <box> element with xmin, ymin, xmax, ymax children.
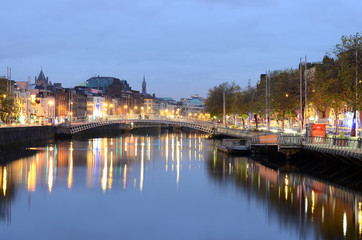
<box><xmin>332</xmin><ymin>32</ymin><xmax>362</xmax><ymax>135</ymax></box>
<box><xmin>271</xmin><ymin>69</ymin><xmax>299</xmax><ymax>132</ymax></box>
<box><xmin>233</xmin><ymin>81</ymin><xmax>257</xmax><ymax>129</ymax></box>
<box><xmin>205</xmin><ymin>82</ymin><xmax>240</xmax><ymax>119</ymax></box>
<box><xmin>312</xmin><ymin>56</ymin><xmax>344</xmax><ymax>134</ymax></box>
<box><xmin>0</xmin><ymin>78</ymin><xmax>18</xmax><ymax>124</ymax></box>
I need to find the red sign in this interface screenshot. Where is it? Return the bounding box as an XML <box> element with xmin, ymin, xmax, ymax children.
<box><xmin>260</xmin><ymin>135</ymin><xmax>278</xmax><ymax>144</ymax></box>
<box><xmin>310</xmin><ymin>124</ymin><xmax>326</xmax><ymax>138</ymax></box>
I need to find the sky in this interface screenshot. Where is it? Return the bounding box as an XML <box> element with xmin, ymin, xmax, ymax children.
<box><xmin>1</xmin><ymin>0</ymin><xmax>362</xmax><ymax>100</ymax></box>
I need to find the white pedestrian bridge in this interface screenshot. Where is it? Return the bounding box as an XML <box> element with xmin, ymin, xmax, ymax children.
<box><xmin>55</xmin><ymin>118</ymin><xmax>362</xmax><ymax>160</ymax></box>
<box><xmin>56</xmin><ymin>118</ymin><xmax>216</xmax><ymax>135</ymax></box>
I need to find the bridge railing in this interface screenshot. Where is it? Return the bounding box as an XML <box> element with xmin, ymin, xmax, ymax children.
<box><xmin>250</xmin><ymin>133</ymin><xmax>303</xmax><ymax>145</ymax></box>
<box><xmin>278</xmin><ymin>135</ymin><xmax>304</xmax><ymax>145</ymax></box>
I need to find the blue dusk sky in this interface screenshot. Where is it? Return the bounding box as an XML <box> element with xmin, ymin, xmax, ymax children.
<box><xmin>1</xmin><ymin>0</ymin><xmax>361</xmax><ymax>100</ymax></box>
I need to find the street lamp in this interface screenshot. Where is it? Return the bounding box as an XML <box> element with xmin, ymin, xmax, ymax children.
<box><xmin>48</xmin><ymin>100</ymin><xmax>54</xmax><ymax>124</ymax></box>
<box><xmin>124</xmin><ymin>105</ymin><xmax>128</xmax><ymax>117</ymax></box>
<box><xmin>69</xmin><ymin>100</ymin><xmax>73</xmax><ymax>123</ymax></box>
<box><xmin>354</xmin><ymin>48</ymin><xmax>359</xmax><ymax>136</ymax></box>
<box><xmin>110</xmin><ymin>104</ymin><xmax>113</xmax><ymax>115</ymax></box>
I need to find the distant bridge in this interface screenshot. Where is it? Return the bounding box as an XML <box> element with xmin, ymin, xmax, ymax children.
<box><xmin>56</xmin><ymin>120</ymin><xmax>130</xmax><ymax>135</ymax></box>
<box><xmin>55</xmin><ymin>119</ymin><xmax>215</xmax><ymax>136</ymax></box>
<box><xmin>132</xmin><ymin>119</ymin><xmax>215</xmax><ymax>134</ymax></box>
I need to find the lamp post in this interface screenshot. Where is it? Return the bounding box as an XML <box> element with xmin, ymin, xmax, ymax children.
<box><xmin>110</xmin><ymin>104</ymin><xmax>113</xmax><ymax>116</ymax></box>
<box><xmin>134</xmin><ymin>106</ymin><xmax>138</xmax><ymax>117</ymax></box>
<box><xmin>103</xmin><ymin>103</ymin><xmax>108</xmax><ymax>118</ymax></box>
<box><xmin>223</xmin><ymin>91</ymin><xmax>226</xmax><ymax>126</ymax></box>
<box><xmin>352</xmin><ymin>47</ymin><xmax>359</xmax><ymax>137</ymax></box>
<box><xmin>48</xmin><ymin>100</ymin><xmax>54</xmax><ymax>124</ymax></box>
<box><xmin>283</xmin><ymin>93</ymin><xmax>289</xmax><ymax>133</ymax></box>
<box><xmin>124</xmin><ymin>105</ymin><xmax>128</xmax><ymax>118</ymax></box>
<box><xmin>355</xmin><ymin>49</ymin><xmax>359</xmax><ymax>136</ymax></box>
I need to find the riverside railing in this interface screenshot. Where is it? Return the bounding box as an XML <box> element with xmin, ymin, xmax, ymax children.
<box><xmin>303</xmin><ymin>136</ymin><xmax>362</xmax><ymax>159</ymax></box>
<box><xmin>250</xmin><ymin>133</ymin><xmax>303</xmax><ymax>146</ymax></box>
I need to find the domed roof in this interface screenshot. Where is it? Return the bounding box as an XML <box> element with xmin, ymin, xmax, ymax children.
<box><xmin>189</xmin><ymin>98</ymin><xmax>202</xmax><ymax>106</ymax></box>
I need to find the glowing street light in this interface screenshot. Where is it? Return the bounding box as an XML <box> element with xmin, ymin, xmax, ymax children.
<box><xmin>47</xmin><ymin>100</ymin><xmax>54</xmax><ymax>124</ymax></box>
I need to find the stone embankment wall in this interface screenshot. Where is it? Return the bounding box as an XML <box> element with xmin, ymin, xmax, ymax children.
<box><xmin>0</xmin><ymin>126</ymin><xmax>55</xmax><ymax>151</ymax></box>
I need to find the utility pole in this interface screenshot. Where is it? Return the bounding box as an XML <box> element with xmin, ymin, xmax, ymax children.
<box><xmin>223</xmin><ymin>91</ymin><xmax>226</xmax><ymax>126</ymax></box>
<box><xmin>6</xmin><ymin>67</ymin><xmax>9</xmax><ymax>125</ymax></box>
<box><xmin>305</xmin><ymin>56</ymin><xmax>308</xmax><ymax>130</ymax></box>
<box><xmin>69</xmin><ymin>90</ymin><xmax>72</xmax><ymax>124</ymax></box>
<box><xmin>6</xmin><ymin>67</ymin><xmax>9</xmax><ymax>97</ymax></box>
<box><xmin>268</xmin><ymin>71</ymin><xmax>271</xmax><ymax>131</ymax></box>
<box><xmin>299</xmin><ymin>58</ymin><xmax>303</xmax><ymax>133</ymax></box>
<box><xmin>9</xmin><ymin>68</ymin><xmax>12</xmax><ymax>97</ymax></box>
<box><xmin>266</xmin><ymin>72</ymin><xmax>268</xmax><ymax>131</ymax></box>
<box><xmin>354</xmin><ymin>49</ymin><xmax>358</xmax><ymax>136</ymax></box>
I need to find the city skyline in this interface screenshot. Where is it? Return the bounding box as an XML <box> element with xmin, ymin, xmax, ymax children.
<box><xmin>1</xmin><ymin>0</ymin><xmax>362</xmax><ymax>99</ymax></box>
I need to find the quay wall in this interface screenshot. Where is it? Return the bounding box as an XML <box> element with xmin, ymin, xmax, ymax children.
<box><xmin>0</xmin><ymin>126</ymin><xmax>55</xmax><ymax>151</ymax></box>
<box><xmin>215</xmin><ymin>128</ymin><xmax>261</xmax><ymax>138</ymax></box>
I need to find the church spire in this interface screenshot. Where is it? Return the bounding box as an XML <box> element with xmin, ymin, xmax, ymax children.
<box><xmin>142</xmin><ymin>75</ymin><xmax>146</xmax><ymax>94</ymax></box>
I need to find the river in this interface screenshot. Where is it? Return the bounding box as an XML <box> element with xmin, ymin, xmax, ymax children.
<box><xmin>0</xmin><ymin>132</ymin><xmax>361</xmax><ymax>239</ymax></box>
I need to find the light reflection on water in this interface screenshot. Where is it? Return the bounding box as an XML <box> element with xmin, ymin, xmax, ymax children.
<box><xmin>210</xmin><ymin>154</ymin><xmax>362</xmax><ymax>240</ymax></box>
<box><xmin>0</xmin><ymin>133</ymin><xmax>206</xmax><ymax>195</ymax></box>
<box><xmin>0</xmin><ymin>132</ymin><xmax>360</xmax><ymax>239</ymax></box>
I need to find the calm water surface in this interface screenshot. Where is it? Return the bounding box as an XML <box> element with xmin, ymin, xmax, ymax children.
<box><xmin>0</xmin><ymin>132</ymin><xmax>361</xmax><ymax>240</ymax></box>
